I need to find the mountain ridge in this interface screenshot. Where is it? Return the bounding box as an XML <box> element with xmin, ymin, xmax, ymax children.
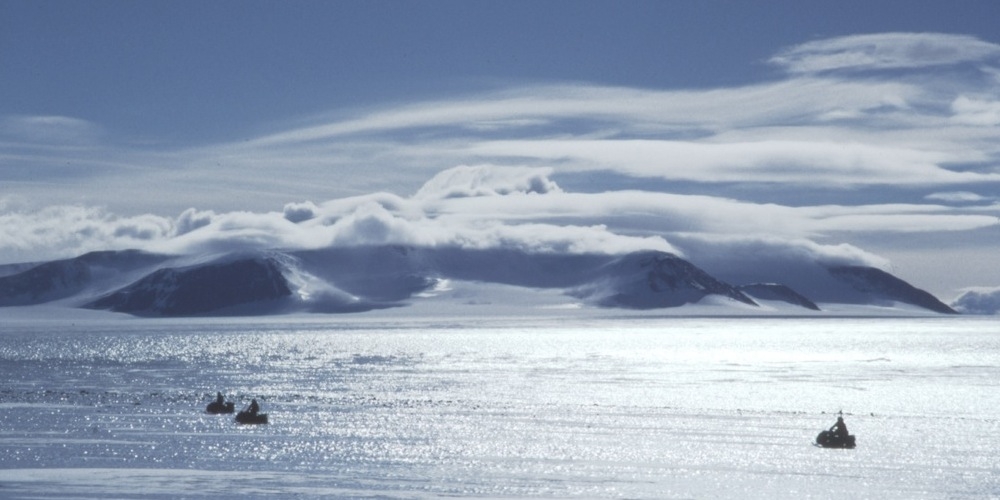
<box><xmin>0</xmin><ymin>246</ymin><xmax>958</xmax><ymax>317</ymax></box>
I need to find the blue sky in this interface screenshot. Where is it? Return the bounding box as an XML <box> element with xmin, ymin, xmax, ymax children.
<box><xmin>6</xmin><ymin>0</ymin><xmax>998</xmax><ymax>143</ymax></box>
<box><xmin>2</xmin><ymin>0</ymin><xmax>999</xmax><ymax>299</ymax></box>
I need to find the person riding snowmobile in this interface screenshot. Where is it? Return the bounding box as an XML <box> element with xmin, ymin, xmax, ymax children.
<box><xmin>829</xmin><ymin>416</ymin><xmax>848</xmax><ymax>438</ymax></box>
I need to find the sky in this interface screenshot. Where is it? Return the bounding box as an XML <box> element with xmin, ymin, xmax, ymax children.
<box><xmin>1</xmin><ymin>0</ymin><xmax>999</xmax><ymax>301</ymax></box>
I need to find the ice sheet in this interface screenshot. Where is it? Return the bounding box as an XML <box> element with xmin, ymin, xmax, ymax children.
<box><xmin>1</xmin><ymin>316</ymin><xmax>998</xmax><ymax>498</ymax></box>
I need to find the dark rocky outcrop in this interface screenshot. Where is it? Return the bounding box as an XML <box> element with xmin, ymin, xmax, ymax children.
<box><xmin>0</xmin><ymin>250</ymin><xmax>166</xmax><ymax>305</ymax></box>
<box><xmin>738</xmin><ymin>283</ymin><xmax>821</xmax><ymax>311</ymax></box>
<box><xmin>574</xmin><ymin>251</ymin><xmax>758</xmax><ymax>309</ymax></box>
<box><xmin>86</xmin><ymin>256</ymin><xmax>292</xmax><ymax>316</ymax></box>
<box><xmin>827</xmin><ymin>266</ymin><xmax>957</xmax><ymax>314</ymax></box>
<box><xmin>0</xmin><ymin>246</ymin><xmax>962</xmax><ymax>316</ymax></box>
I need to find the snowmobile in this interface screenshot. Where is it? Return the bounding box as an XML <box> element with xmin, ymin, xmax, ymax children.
<box><xmin>206</xmin><ymin>392</ymin><xmax>235</xmax><ymax>414</ymax></box>
<box><xmin>206</xmin><ymin>400</ymin><xmax>235</xmax><ymax>414</ymax></box>
<box><xmin>235</xmin><ymin>399</ymin><xmax>268</xmax><ymax>424</ymax></box>
<box><xmin>815</xmin><ymin>429</ymin><xmax>856</xmax><ymax>448</ymax></box>
<box><xmin>815</xmin><ymin>415</ymin><xmax>855</xmax><ymax>448</ymax></box>
<box><xmin>235</xmin><ymin>410</ymin><xmax>268</xmax><ymax>424</ymax></box>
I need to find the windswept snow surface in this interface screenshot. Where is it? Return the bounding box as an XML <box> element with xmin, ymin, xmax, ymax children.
<box><xmin>0</xmin><ymin>316</ymin><xmax>998</xmax><ymax>499</ymax></box>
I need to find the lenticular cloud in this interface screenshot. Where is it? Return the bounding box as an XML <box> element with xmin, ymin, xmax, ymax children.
<box><xmin>0</xmin><ymin>165</ymin><xmax>901</xmax><ymax>277</ymax></box>
<box><xmin>0</xmin><ymin>166</ymin><xmax>670</xmax><ymax>264</ymax></box>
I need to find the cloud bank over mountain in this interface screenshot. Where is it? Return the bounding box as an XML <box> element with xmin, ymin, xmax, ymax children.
<box><xmin>2</xmin><ymin>33</ymin><xmax>999</xmax><ymax>299</ymax></box>
<box><xmin>0</xmin><ymin>160</ymin><xmax>969</xmax><ymax>317</ymax></box>
<box><xmin>3</xmin><ymin>165</ymin><xmax>894</xmax><ymax>267</ymax></box>
<box><xmin>0</xmin><ymin>243</ymin><xmax>959</xmax><ymax>317</ymax></box>
<box><xmin>951</xmin><ymin>287</ymin><xmax>1000</xmax><ymax>315</ymax></box>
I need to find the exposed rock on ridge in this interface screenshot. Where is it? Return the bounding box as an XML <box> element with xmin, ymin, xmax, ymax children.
<box><xmin>0</xmin><ymin>250</ymin><xmax>166</xmax><ymax>306</ymax></box>
<box><xmin>0</xmin><ymin>247</ymin><xmax>961</xmax><ymax>317</ymax></box>
<box><xmin>86</xmin><ymin>256</ymin><xmax>292</xmax><ymax>316</ymax></box>
<box><xmin>738</xmin><ymin>283</ymin><xmax>821</xmax><ymax>311</ymax></box>
<box><xmin>573</xmin><ymin>251</ymin><xmax>758</xmax><ymax>309</ymax></box>
<box><xmin>827</xmin><ymin>266</ymin><xmax>957</xmax><ymax>314</ymax></box>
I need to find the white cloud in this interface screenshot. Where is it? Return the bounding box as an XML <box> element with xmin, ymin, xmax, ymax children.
<box><xmin>0</xmin><ymin>205</ymin><xmax>173</xmax><ymax>263</ymax></box>
<box><xmin>417</xmin><ymin>174</ymin><xmax>1000</xmax><ymax>239</ymax></box>
<box><xmin>324</xmin><ymin>201</ymin><xmax>433</xmax><ymax>248</ymax></box>
<box><xmin>413</xmin><ymin>164</ymin><xmax>562</xmax><ymax>200</ymax></box>
<box><xmin>282</xmin><ymin>201</ymin><xmax>319</xmax><ymax>223</ymax></box>
<box><xmin>174</xmin><ymin>208</ymin><xmax>216</xmax><ymax>236</ymax></box>
<box><xmin>925</xmin><ymin>191</ymin><xmax>993</xmax><ymax>203</ymax></box>
<box><xmin>3</xmin><ymin>33</ymin><xmax>1000</xmax><ymax>295</ymax></box>
<box><xmin>674</xmin><ymin>233</ymin><xmax>890</xmax><ymax>268</ymax></box>
<box><xmin>464</xmin><ymin>139</ymin><xmax>995</xmax><ymax>186</ymax></box>
<box><xmin>6</xmin><ymin>36</ymin><xmax>1000</xmax><ymax>213</ymax></box>
<box><xmin>3</xmin><ymin>164</ymin><xmax>996</xmax><ymax>269</ymax></box>
<box><xmin>239</xmin><ymin>78</ymin><xmax>920</xmax><ymax>148</ymax></box>
<box><xmin>770</xmin><ymin>33</ymin><xmax>1000</xmax><ymax>74</ymax></box>
<box><xmin>951</xmin><ymin>96</ymin><xmax>1000</xmax><ymax>126</ymax></box>
<box><xmin>951</xmin><ymin>287</ymin><xmax>1000</xmax><ymax>314</ymax></box>
<box><xmin>0</xmin><ymin>115</ymin><xmax>103</xmax><ymax>144</ymax></box>
<box><xmin>662</xmin><ymin>233</ymin><xmax>895</xmax><ymax>302</ymax></box>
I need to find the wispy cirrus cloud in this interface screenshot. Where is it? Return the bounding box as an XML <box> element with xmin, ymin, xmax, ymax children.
<box><xmin>769</xmin><ymin>32</ymin><xmax>1000</xmax><ymax>73</ymax></box>
<box><xmin>0</xmin><ymin>115</ymin><xmax>104</xmax><ymax>144</ymax></box>
<box><xmin>2</xmin><ymin>32</ymin><xmax>1000</xmax><ymax>296</ymax></box>
<box><xmin>462</xmin><ymin>139</ymin><xmax>997</xmax><ymax>186</ymax></box>
<box><xmin>925</xmin><ymin>191</ymin><xmax>994</xmax><ymax>203</ymax></box>
<box><xmin>241</xmin><ymin>78</ymin><xmax>918</xmax><ymax>146</ymax></box>
<box><xmin>187</xmin><ymin>34</ymin><xmax>1000</xmax><ymax>200</ymax></box>
<box><xmin>5</xmin><ymin>33</ymin><xmax>1000</xmax><ymax>213</ymax></box>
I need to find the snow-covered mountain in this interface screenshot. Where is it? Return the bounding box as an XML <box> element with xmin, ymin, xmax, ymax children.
<box><xmin>0</xmin><ymin>250</ymin><xmax>167</xmax><ymax>307</ymax></box>
<box><xmin>826</xmin><ymin>266</ymin><xmax>957</xmax><ymax>314</ymax></box>
<box><xmin>0</xmin><ymin>246</ymin><xmax>957</xmax><ymax>317</ymax></box>
<box><xmin>570</xmin><ymin>251</ymin><xmax>757</xmax><ymax>309</ymax></box>
<box><xmin>85</xmin><ymin>254</ymin><xmax>292</xmax><ymax>316</ymax></box>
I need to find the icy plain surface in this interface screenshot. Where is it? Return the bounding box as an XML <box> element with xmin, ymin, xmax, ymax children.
<box><xmin>0</xmin><ymin>315</ymin><xmax>997</xmax><ymax>498</ymax></box>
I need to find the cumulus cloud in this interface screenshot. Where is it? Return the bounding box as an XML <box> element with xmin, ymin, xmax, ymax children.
<box><xmin>282</xmin><ymin>201</ymin><xmax>320</xmax><ymax>223</ymax></box>
<box><xmin>174</xmin><ymin>208</ymin><xmax>216</xmax><ymax>236</ymax></box>
<box><xmin>1</xmin><ymin>162</ymin><xmax>997</xmax><ymax>305</ymax></box>
<box><xmin>0</xmin><ymin>205</ymin><xmax>173</xmax><ymax>263</ymax></box>
<box><xmin>413</xmin><ymin>164</ymin><xmax>562</xmax><ymax>200</ymax></box>
<box><xmin>325</xmin><ymin>201</ymin><xmax>431</xmax><ymax>247</ymax></box>
<box><xmin>6</xmin><ymin>163</ymin><xmax>995</xmax><ymax>269</ymax></box>
<box><xmin>770</xmin><ymin>33</ymin><xmax>1000</xmax><ymax>74</ymax></box>
<box><xmin>0</xmin><ymin>166</ymin><xmax>680</xmax><ymax>262</ymax></box>
<box><xmin>951</xmin><ymin>287</ymin><xmax>1000</xmax><ymax>315</ymax></box>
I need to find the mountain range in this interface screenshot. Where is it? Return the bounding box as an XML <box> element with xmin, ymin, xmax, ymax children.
<box><xmin>0</xmin><ymin>246</ymin><xmax>958</xmax><ymax>317</ymax></box>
